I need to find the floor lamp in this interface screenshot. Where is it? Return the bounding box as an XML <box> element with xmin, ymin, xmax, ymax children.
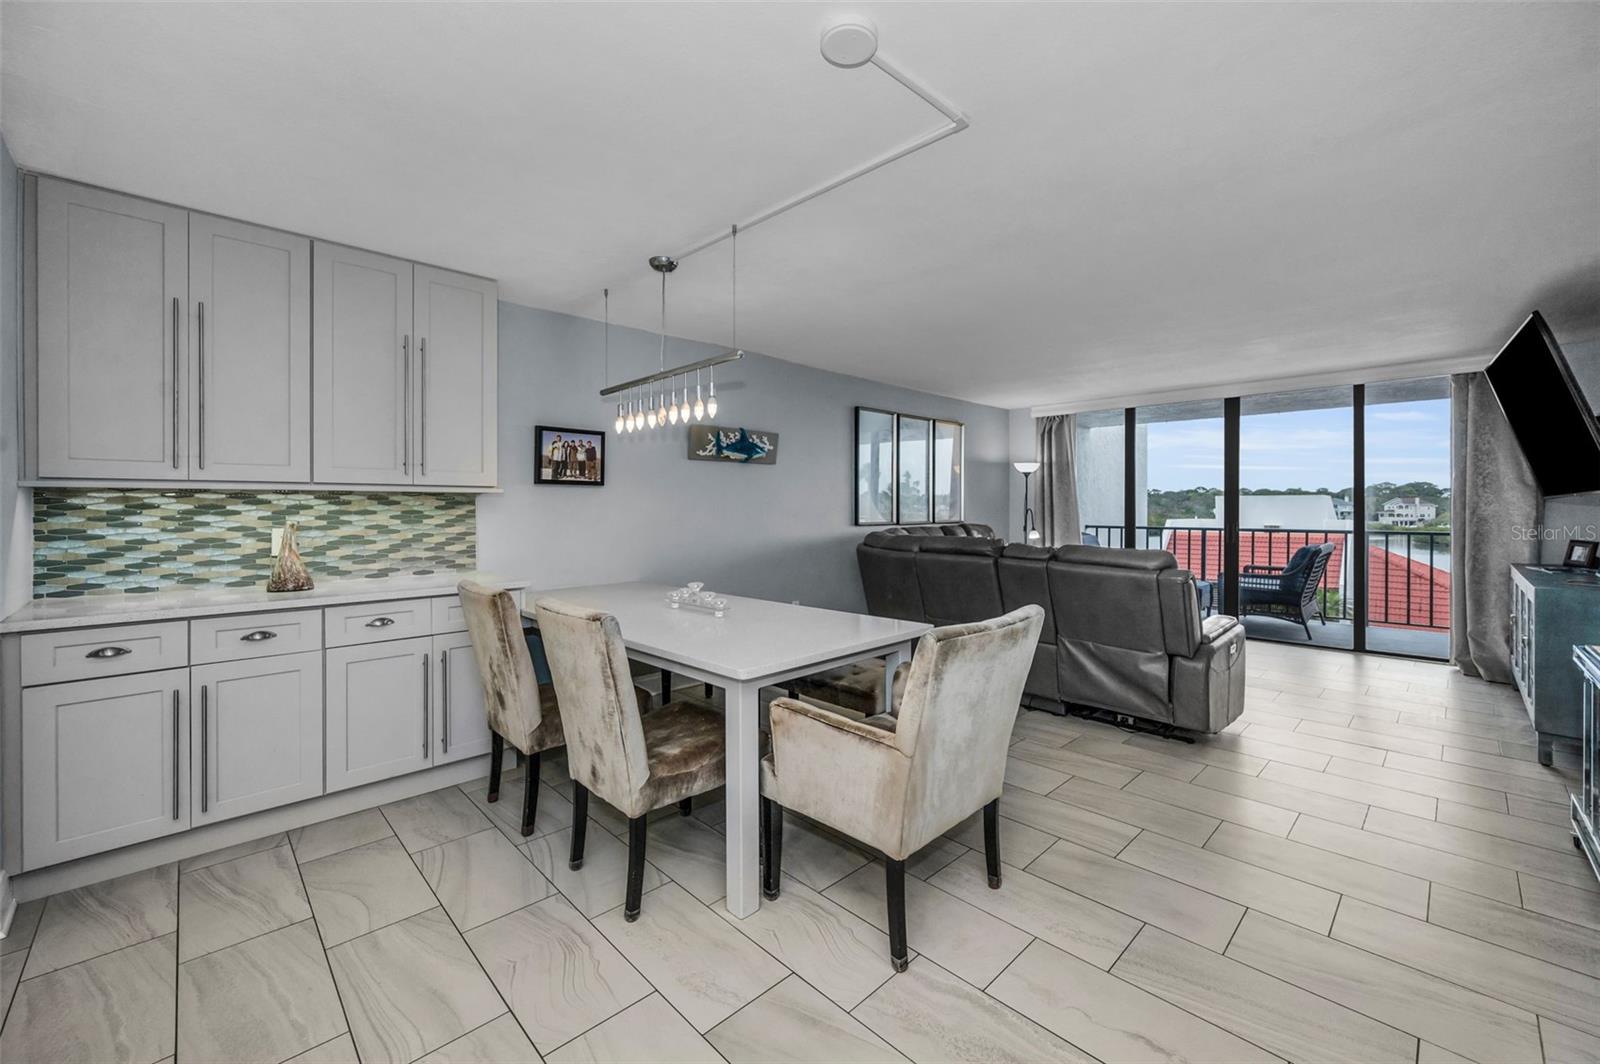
<box><xmin>1013</xmin><ymin>461</ymin><xmax>1042</xmax><ymax>542</ymax></box>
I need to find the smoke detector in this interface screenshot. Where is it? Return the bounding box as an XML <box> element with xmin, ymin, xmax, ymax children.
<box><xmin>820</xmin><ymin>19</ymin><xmax>878</xmax><ymax>68</ymax></box>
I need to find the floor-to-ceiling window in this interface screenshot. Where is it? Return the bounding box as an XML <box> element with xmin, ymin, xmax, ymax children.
<box><xmin>1364</xmin><ymin>378</ymin><xmax>1451</xmax><ymax>658</ymax></box>
<box><xmin>1134</xmin><ymin>401</ymin><xmax>1227</xmax><ymax>612</ymax></box>
<box><xmin>1074</xmin><ymin>408</ymin><xmax>1126</xmax><ymax>546</ymax></box>
<box><xmin>1072</xmin><ymin>381</ymin><xmax>1450</xmax><ymax>660</ymax></box>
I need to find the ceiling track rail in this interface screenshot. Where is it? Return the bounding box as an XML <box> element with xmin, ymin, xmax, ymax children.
<box><xmin>672</xmin><ymin>49</ymin><xmax>969</xmax><ymax>263</ymax></box>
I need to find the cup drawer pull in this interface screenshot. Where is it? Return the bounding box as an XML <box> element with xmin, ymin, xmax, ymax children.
<box><xmin>365</xmin><ymin>616</ymin><xmax>396</xmax><ymax>628</ymax></box>
<box><xmin>240</xmin><ymin>630</ymin><xmax>279</xmax><ymax>642</ymax></box>
<box><xmin>85</xmin><ymin>645</ymin><xmax>133</xmax><ymax>659</ymax></box>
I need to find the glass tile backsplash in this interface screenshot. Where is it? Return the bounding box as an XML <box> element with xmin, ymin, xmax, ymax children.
<box><xmin>33</xmin><ymin>490</ymin><xmax>477</xmax><ymax>598</ymax></box>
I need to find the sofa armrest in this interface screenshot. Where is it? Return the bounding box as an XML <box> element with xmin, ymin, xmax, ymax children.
<box><xmin>1199</xmin><ymin>614</ymin><xmax>1240</xmax><ymax>643</ymax></box>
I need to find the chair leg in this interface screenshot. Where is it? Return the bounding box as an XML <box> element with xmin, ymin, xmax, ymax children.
<box><xmin>520</xmin><ymin>751</ymin><xmax>540</xmax><ymax>837</ymax></box>
<box><xmin>983</xmin><ymin>798</ymin><xmax>1002</xmax><ymax>889</ymax></box>
<box><xmin>487</xmin><ymin>732</ymin><xmax>504</xmax><ymax>803</ymax></box>
<box><xmin>1301</xmin><ymin>618</ymin><xmax>1313</xmax><ymax>640</ymax></box>
<box><xmin>569</xmin><ymin>783</ymin><xmax>589</xmax><ymax>870</ymax></box>
<box><xmin>678</xmin><ymin>797</ymin><xmax>692</xmax><ymax>817</ymax></box>
<box><xmin>762</xmin><ymin>798</ymin><xmax>783</xmax><ymax>900</ymax></box>
<box><xmin>625</xmin><ymin>816</ymin><xmax>648</xmax><ymax>922</ymax></box>
<box><xmin>886</xmin><ymin>859</ymin><xmax>909</xmax><ymax>972</ymax></box>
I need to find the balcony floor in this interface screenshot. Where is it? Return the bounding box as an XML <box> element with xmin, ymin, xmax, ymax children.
<box><xmin>1239</xmin><ymin>615</ymin><xmax>1449</xmax><ymax>659</ymax></box>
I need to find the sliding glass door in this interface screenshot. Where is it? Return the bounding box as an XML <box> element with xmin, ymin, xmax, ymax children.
<box><xmin>1234</xmin><ymin>387</ymin><xmax>1354</xmax><ymax>649</ymax></box>
<box><xmin>1071</xmin><ymin>379</ymin><xmax>1450</xmax><ymax>659</ymax></box>
<box><xmin>1363</xmin><ymin>378</ymin><xmax>1451</xmax><ymax>658</ymax></box>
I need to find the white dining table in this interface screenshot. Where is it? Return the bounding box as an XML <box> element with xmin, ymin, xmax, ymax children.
<box><xmin>520</xmin><ymin>581</ymin><xmax>930</xmax><ymax>917</ymax></box>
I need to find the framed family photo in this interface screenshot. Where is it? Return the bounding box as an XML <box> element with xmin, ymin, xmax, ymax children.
<box><xmin>1562</xmin><ymin>538</ymin><xmax>1599</xmax><ymax>569</ymax></box>
<box><xmin>535</xmin><ymin>426</ymin><xmax>605</xmax><ymax>485</ymax></box>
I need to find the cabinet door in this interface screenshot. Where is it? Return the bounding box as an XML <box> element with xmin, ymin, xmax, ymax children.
<box><xmin>192</xmin><ymin>651</ymin><xmax>323</xmax><ymax>826</ymax></box>
<box><xmin>189</xmin><ymin>214</ymin><xmax>311</xmax><ymax>482</ymax></box>
<box><xmin>433</xmin><ymin>633</ymin><xmax>493</xmax><ymax>765</ymax></box>
<box><xmin>313</xmin><ymin>242</ymin><xmax>412</xmax><ymax>485</ymax></box>
<box><xmin>326</xmin><ymin>637</ymin><xmax>432</xmax><ymax>791</ymax></box>
<box><xmin>35</xmin><ymin>178</ymin><xmax>189</xmax><ymax>479</ymax></box>
<box><xmin>21</xmin><ymin>669</ymin><xmax>189</xmax><ymax>869</ymax></box>
<box><xmin>413</xmin><ymin>265</ymin><xmax>497</xmax><ymax>487</ymax></box>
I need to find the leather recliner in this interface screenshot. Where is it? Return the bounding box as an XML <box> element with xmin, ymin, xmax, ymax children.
<box><xmin>851</xmin><ymin>532</ymin><xmax>1247</xmax><ymax>733</ymax></box>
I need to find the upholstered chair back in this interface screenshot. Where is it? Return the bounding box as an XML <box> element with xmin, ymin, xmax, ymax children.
<box><xmin>458</xmin><ymin>580</ymin><xmax>545</xmax><ymax>753</ymax></box>
<box><xmin>531</xmin><ymin>597</ymin><xmax>651</xmax><ymax>804</ymax></box>
<box><xmin>893</xmin><ymin>605</ymin><xmax>1043</xmax><ymax>856</ymax></box>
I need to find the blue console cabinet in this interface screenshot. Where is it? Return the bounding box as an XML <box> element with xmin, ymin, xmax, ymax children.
<box><xmin>1510</xmin><ymin>565</ymin><xmax>1600</xmax><ymax>764</ymax></box>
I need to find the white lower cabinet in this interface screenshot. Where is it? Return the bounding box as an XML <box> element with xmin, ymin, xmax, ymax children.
<box><xmin>433</xmin><ymin>632</ymin><xmax>492</xmax><ymax>765</ymax></box>
<box><xmin>326</xmin><ymin>636</ymin><xmax>433</xmax><ymax>792</ymax></box>
<box><xmin>191</xmin><ymin>651</ymin><xmax>324</xmax><ymax>826</ymax></box>
<box><xmin>21</xmin><ymin>669</ymin><xmax>190</xmax><ymax>870</ymax></box>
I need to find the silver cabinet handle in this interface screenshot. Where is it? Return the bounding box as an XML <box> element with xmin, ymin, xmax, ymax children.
<box><xmin>172</xmin><ymin>690</ymin><xmax>180</xmax><ymax>820</ymax></box>
<box><xmin>402</xmin><ymin>335</ymin><xmax>411</xmax><ymax>475</ymax></box>
<box><xmin>86</xmin><ymin>645</ymin><xmax>133</xmax><ymax>659</ymax></box>
<box><xmin>422</xmin><ymin>652</ymin><xmax>431</xmax><ymax>757</ymax></box>
<box><xmin>200</xmin><ymin>684</ymin><xmax>209</xmax><ymax>815</ymax></box>
<box><xmin>365</xmin><ymin>616</ymin><xmax>396</xmax><ymax>628</ymax></box>
<box><xmin>240</xmin><ymin>630</ymin><xmax>278</xmax><ymax>642</ymax></box>
<box><xmin>172</xmin><ymin>296</ymin><xmax>181</xmax><ymax>469</ymax></box>
<box><xmin>197</xmin><ymin>300</ymin><xmax>206</xmax><ymax>470</ymax></box>
<box><xmin>419</xmin><ymin>337</ymin><xmax>428</xmax><ymax>477</ymax></box>
<box><xmin>441</xmin><ymin>649</ymin><xmax>449</xmax><ymax>753</ymax></box>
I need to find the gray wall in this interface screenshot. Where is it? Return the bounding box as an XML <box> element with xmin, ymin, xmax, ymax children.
<box><xmin>477</xmin><ymin>302</ymin><xmax>1011</xmax><ymax>612</ymax></box>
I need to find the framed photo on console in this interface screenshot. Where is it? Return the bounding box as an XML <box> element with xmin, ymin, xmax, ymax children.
<box><xmin>1562</xmin><ymin>538</ymin><xmax>1598</xmax><ymax>569</ymax></box>
<box><xmin>535</xmin><ymin>426</ymin><xmax>605</xmax><ymax>485</ymax></box>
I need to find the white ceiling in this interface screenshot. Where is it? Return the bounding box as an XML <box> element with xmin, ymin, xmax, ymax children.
<box><xmin>4</xmin><ymin>2</ymin><xmax>1597</xmax><ymax>411</ymax></box>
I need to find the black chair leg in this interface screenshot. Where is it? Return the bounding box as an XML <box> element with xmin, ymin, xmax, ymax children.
<box><xmin>661</xmin><ymin>669</ymin><xmax>674</xmax><ymax>704</ymax></box>
<box><xmin>520</xmin><ymin>751</ymin><xmax>540</xmax><ymax>837</ymax></box>
<box><xmin>1301</xmin><ymin>619</ymin><xmax>1313</xmax><ymax>641</ymax></box>
<box><xmin>886</xmin><ymin>859</ymin><xmax>908</xmax><ymax>972</ymax></box>
<box><xmin>625</xmin><ymin>816</ymin><xmax>648</xmax><ymax>921</ymax></box>
<box><xmin>487</xmin><ymin>733</ymin><xmax>504</xmax><ymax>803</ymax></box>
<box><xmin>762</xmin><ymin>798</ymin><xmax>783</xmax><ymax>900</ymax></box>
<box><xmin>569</xmin><ymin>783</ymin><xmax>589</xmax><ymax>869</ymax></box>
<box><xmin>983</xmin><ymin>798</ymin><xmax>1002</xmax><ymax>888</ymax></box>
<box><xmin>678</xmin><ymin>797</ymin><xmax>693</xmax><ymax>817</ymax></box>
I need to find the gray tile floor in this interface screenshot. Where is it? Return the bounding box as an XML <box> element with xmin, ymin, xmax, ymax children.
<box><xmin>2</xmin><ymin>643</ymin><xmax>1597</xmax><ymax>1063</ymax></box>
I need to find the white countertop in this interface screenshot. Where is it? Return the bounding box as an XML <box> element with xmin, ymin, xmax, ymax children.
<box><xmin>521</xmin><ymin>581</ymin><xmax>930</xmax><ymax>682</ymax></box>
<box><xmin>1</xmin><ymin>571</ymin><xmax>528</xmax><ymax>634</ymax></box>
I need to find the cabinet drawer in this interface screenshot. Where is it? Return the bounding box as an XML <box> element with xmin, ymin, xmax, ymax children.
<box><xmin>191</xmin><ymin>610</ymin><xmax>323</xmax><ymax>664</ymax></box>
<box><xmin>324</xmin><ymin>598</ymin><xmax>432</xmax><ymax>647</ymax></box>
<box><xmin>431</xmin><ymin>594</ymin><xmax>469</xmax><ymax>635</ymax></box>
<box><xmin>21</xmin><ymin>622</ymin><xmax>189</xmax><ymax>687</ymax></box>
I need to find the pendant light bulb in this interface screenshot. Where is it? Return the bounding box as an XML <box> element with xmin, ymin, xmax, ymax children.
<box><xmin>694</xmin><ymin>370</ymin><xmax>705</xmax><ymax>421</ymax></box>
<box><xmin>667</xmin><ymin>380</ymin><xmax>679</xmax><ymax>424</ymax></box>
<box><xmin>646</xmin><ymin>387</ymin><xmax>658</xmax><ymax>429</ymax></box>
<box><xmin>706</xmin><ymin>376</ymin><xmax>718</xmax><ymax>419</ymax></box>
<box><xmin>615</xmin><ymin>403</ymin><xmax>624</xmax><ymax>434</ymax></box>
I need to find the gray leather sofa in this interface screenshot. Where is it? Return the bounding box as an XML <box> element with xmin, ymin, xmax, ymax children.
<box><xmin>849</xmin><ymin>531</ymin><xmax>1247</xmax><ymax>734</ymax></box>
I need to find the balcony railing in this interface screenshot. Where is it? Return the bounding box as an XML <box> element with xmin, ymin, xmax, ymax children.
<box><xmin>1080</xmin><ymin>524</ymin><xmax>1451</xmax><ymax>632</ymax></box>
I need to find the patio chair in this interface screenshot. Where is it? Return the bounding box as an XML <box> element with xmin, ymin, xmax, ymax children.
<box><xmin>1238</xmin><ymin>542</ymin><xmax>1336</xmax><ymax>640</ymax></box>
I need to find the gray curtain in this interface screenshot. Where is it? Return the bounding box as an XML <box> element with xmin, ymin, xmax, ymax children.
<box><xmin>1037</xmin><ymin>414</ymin><xmax>1081</xmax><ymax>548</ymax></box>
<box><xmin>1450</xmin><ymin>372</ymin><xmax>1541</xmax><ymax>682</ymax></box>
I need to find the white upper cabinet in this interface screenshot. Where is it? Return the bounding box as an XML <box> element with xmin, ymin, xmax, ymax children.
<box><xmin>189</xmin><ymin>214</ymin><xmax>312</xmax><ymax>482</ymax></box>
<box><xmin>30</xmin><ymin>181</ymin><xmax>498</xmax><ymax>489</ymax></box>
<box><xmin>35</xmin><ymin>179</ymin><xmax>189</xmax><ymax>480</ymax></box>
<box><xmin>312</xmin><ymin>242</ymin><xmax>414</xmax><ymax>486</ymax></box>
<box><xmin>413</xmin><ymin>265</ymin><xmax>498</xmax><ymax>488</ymax></box>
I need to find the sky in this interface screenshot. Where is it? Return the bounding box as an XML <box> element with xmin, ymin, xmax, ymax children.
<box><xmin>1142</xmin><ymin>398</ymin><xmax>1451</xmax><ymax>492</ymax></box>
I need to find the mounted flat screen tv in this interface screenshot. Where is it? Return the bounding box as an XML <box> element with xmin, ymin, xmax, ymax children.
<box><xmin>1484</xmin><ymin>311</ymin><xmax>1600</xmax><ymax>497</ymax></box>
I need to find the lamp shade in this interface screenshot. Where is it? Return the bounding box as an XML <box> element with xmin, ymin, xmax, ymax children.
<box><xmin>1012</xmin><ymin>460</ymin><xmax>1041</xmax><ymax>474</ymax></box>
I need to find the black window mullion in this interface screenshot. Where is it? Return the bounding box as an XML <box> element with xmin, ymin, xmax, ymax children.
<box><xmin>1353</xmin><ymin>384</ymin><xmax>1367</xmax><ymax>652</ymax></box>
<box><xmin>1223</xmin><ymin>397</ymin><xmax>1241</xmax><ymax>616</ymax></box>
<box><xmin>1123</xmin><ymin>407</ymin><xmax>1137</xmax><ymax>548</ymax></box>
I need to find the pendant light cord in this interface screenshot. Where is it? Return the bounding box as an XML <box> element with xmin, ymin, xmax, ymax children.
<box><xmin>603</xmin><ymin>287</ymin><xmax>610</xmax><ymax>388</ymax></box>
